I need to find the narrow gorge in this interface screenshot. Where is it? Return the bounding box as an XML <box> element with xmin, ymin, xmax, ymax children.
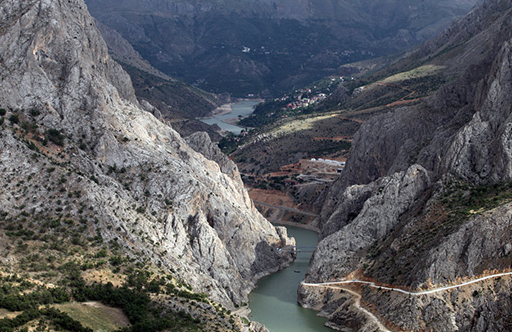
<box><xmin>3</xmin><ymin>0</ymin><xmax>512</xmax><ymax>331</ymax></box>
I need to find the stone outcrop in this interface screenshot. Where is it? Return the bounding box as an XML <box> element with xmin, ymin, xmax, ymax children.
<box><xmin>307</xmin><ymin>165</ymin><xmax>431</xmax><ymax>282</ymax></box>
<box><xmin>0</xmin><ymin>0</ymin><xmax>292</xmax><ymax>308</ymax></box>
<box><xmin>300</xmin><ymin>0</ymin><xmax>512</xmax><ymax>330</ymax></box>
<box><xmin>185</xmin><ymin>131</ymin><xmax>240</xmax><ymax>183</ymax></box>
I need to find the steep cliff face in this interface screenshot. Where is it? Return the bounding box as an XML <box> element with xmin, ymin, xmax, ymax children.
<box><xmin>0</xmin><ymin>0</ymin><xmax>292</xmax><ymax>308</ymax></box>
<box><xmin>337</xmin><ymin>2</ymin><xmax>512</xmax><ymax>190</ymax></box>
<box><xmin>309</xmin><ymin>165</ymin><xmax>432</xmax><ymax>281</ymax></box>
<box><xmin>300</xmin><ymin>0</ymin><xmax>512</xmax><ymax>330</ymax></box>
<box><xmin>94</xmin><ymin>19</ymin><xmax>230</xmax><ymax>126</ymax></box>
<box><xmin>185</xmin><ymin>131</ymin><xmax>241</xmax><ymax>183</ymax></box>
<box><xmin>319</xmin><ymin>0</ymin><xmax>512</xmax><ymax>228</ymax></box>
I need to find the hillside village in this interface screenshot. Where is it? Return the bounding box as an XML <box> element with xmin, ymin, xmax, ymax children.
<box><xmin>277</xmin><ymin>77</ymin><xmax>347</xmax><ymax>111</ymax></box>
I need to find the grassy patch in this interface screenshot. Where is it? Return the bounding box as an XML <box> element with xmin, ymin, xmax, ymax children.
<box><xmin>401</xmin><ymin>180</ymin><xmax>512</xmax><ymax>253</ymax></box>
<box><xmin>270</xmin><ymin>114</ymin><xmax>336</xmax><ymax>137</ymax></box>
<box><xmin>54</xmin><ymin>302</ymin><xmax>129</xmax><ymax>332</ymax></box>
<box><xmin>441</xmin><ymin>180</ymin><xmax>512</xmax><ymax>223</ymax></box>
<box><xmin>379</xmin><ymin>65</ymin><xmax>445</xmax><ymax>84</ymax></box>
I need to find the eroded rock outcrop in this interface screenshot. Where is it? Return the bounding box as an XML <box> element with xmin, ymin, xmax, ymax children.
<box><xmin>0</xmin><ymin>0</ymin><xmax>292</xmax><ymax>307</ymax></box>
<box><xmin>307</xmin><ymin>165</ymin><xmax>431</xmax><ymax>282</ymax></box>
<box><xmin>300</xmin><ymin>0</ymin><xmax>512</xmax><ymax>330</ymax></box>
<box><xmin>185</xmin><ymin>131</ymin><xmax>240</xmax><ymax>183</ymax></box>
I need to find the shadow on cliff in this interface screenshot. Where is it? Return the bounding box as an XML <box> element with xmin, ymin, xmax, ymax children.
<box><xmin>251</xmin><ymin>241</ymin><xmax>292</xmax><ymax>278</ymax></box>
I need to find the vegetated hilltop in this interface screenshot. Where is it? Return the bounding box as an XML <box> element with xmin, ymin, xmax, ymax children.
<box><xmin>0</xmin><ymin>0</ymin><xmax>293</xmax><ymax>330</ymax></box>
<box><xmin>298</xmin><ymin>0</ymin><xmax>512</xmax><ymax>330</ymax></box>
<box><xmin>83</xmin><ymin>0</ymin><xmax>477</xmax><ymax>97</ymax></box>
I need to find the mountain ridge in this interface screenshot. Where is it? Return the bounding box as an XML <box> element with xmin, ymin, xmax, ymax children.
<box><xmin>84</xmin><ymin>0</ymin><xmax>478</xmax><ymax>96</ymax></box>
<box><xmin>296</xmin><ymin>0</ymin><xmax>512</xmax><ymax>330</ymax></box>
<box><xmin>0</xmin><ymin>0</ymin><xmax>292</xmax><ymax>314</ymax></box>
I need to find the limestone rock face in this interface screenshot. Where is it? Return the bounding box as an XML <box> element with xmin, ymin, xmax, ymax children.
<box><xmin>0</xmin><ymin>0</ymin><xmax>292</xmax><ymax>306</ymax></box>
<box><xmin>441</xmin><ymin>39</ymin><xmax>512</xmax><ymax>183</ymax></box>
<box><xmin>318</xmin><ymin>183</ymin><xmax>373</xmax><ymax>238</ymax></box>
<box><xmin>328</xmin><ymin>0</ymin><xmax>512</xmax><ymax>194</ymax></box>
<box><xmin>303</xmin><ymin>0</ymin><xmax>512</xmax><ymax>330</ymax></box>
<box><xmin>305</xmin><ymin>165</ymin><xmax>431</xmax><ymax>282</ymax></box>
<box><xmin>422</xmin><ymin>202</ymin><xmax>512</xmax><ymax>283</ymax></box>
<box><xmin>248</xmin><ymin>321</ymin><xmax>269</xmax><ymax>332</ymax></box>
<box><xmin>319</xmin><ymin>0</ymin><xmax>512</xmax><ymax>240</ymax></box>
<box><xmin>185</xmin><ymin>131</ymin><xmax>241</xmax><ymax>184</ymax></box>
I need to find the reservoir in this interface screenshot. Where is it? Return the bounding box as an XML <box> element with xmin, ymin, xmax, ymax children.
<box><xmin>200</xmin><ymin>100</ymin><xmax>260</xmax><ymax>134</ymax></box>
<box><xmin>248</xmin><ymin>226</ymin><xmax>332</xmax><ymax>332</ymax></box>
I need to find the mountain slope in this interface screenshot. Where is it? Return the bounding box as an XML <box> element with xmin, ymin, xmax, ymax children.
<box><xmin>0</xmin><ymin>0</ymin><xmax>292</xmax><ymax>314</ymax></box>
<box><xmin>83</xmin><ymin>0</ymin><xmax>478</xmax><ymax>96</ymax></box>
<box><xmin>95</xmin><ymin>20</ymin><xmax>229</xmax><ymax>119</ymax></box>
<box><xmin>93</xmin><ymin>19</ymin><xmax>228</xmax><ymax>141</ymax></box>
<box><xmin>298</xmin><ymin>1</ymin><xmax>512</xmax><ymax>330</ymax></box>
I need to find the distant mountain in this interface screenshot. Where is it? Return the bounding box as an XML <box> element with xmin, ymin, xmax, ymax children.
<box><xmin>84</xmin><ymin>0</ymin><xmax>478</xmax><ymax>97</ymax></box>
<box><xmin>95</xmin><ymin>19</ymin><xmax>229</xmax><ymax>137</ymax></box>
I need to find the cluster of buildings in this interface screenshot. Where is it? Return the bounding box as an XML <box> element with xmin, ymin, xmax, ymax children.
<box><xmin>283</xmin><ymin>91</ymin><xmax>327</xmax><ymax>110</ymax></box>
<box><xmin>275</xmin><ymin>77</ymin><xmax>348</xmax><ymax>111</ymax></box>
<box><xmin>310</xmin><ymin>158</ymin><xmax>346</xmax><ymax>172</ymax></box>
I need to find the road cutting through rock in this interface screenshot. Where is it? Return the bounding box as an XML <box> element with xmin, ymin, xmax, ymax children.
<box><xmin>301</xmin><ymin>271</ymin><xmax>512</xmax><ymax>331</ymax></box>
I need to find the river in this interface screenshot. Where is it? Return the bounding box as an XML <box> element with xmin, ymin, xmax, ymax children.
<box><xmin>200</xmin><ymin>100</ymin><xmax>260</xmax><ymax>134</ymax></box>
<box><xmin>205</xmin><ymin>101</ymin><xmax>333</xmax><ymax>330</ymax></box>
<box><xmin>248</xmin><ymin>226</ymin><xmax>332</xmax><ymax>332</ymax></box>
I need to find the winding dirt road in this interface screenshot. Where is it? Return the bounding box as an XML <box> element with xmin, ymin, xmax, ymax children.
<box><xmin>301</xmin><ymin>271</ymin><xmax>512</xmax><ymax>331</ymax></box>
<box><xmin>302</xmin><ymin>271</ymin><xmax>512</xmax><ymax>295</ymax></box>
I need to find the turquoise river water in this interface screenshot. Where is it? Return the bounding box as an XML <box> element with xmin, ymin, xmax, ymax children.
<box><xmin>204</xmin><ymin>101</ymin><xmax>333</xmax><ymax>330</ymax></box>
<box><xmin>248</xmin><ymin>226</ymin><xmax>332</xmax><ymax>332</ymax></box>
<box><xmin>200</xmin><ymin>100</ymin><xmax>259</xmax><ymax>134</ymax></box>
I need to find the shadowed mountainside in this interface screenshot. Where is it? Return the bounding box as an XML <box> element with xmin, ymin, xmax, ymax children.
<box><xmin>84</xmin><ymin>0</ymin><xmax>478</xmax><ymax>97</ymax></box>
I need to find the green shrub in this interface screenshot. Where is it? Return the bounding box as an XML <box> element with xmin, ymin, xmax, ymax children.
<box><xmin>46</xmin><ymin>129</ymin><xmax>65</xmax><ymax>146</ymax></box>
<box><xmin>8</xmin><ymin>114</ymin><xmax>19</xmax><ymax>124</ymax></box>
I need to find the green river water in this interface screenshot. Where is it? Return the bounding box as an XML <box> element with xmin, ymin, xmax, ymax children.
<box><xmin>200</xmin><ymin>100</ymin><xmax>259</xmax><ymax>134</ymax></box>
<box><xmin>205</xmin><ymin>101</ymin><xmax>334</xmax><ymax>330</ymax></box>
<box><xmin>248</xmin><ymin>226</ymin><xmax>333</xmax><ymax>332</ymax></box>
